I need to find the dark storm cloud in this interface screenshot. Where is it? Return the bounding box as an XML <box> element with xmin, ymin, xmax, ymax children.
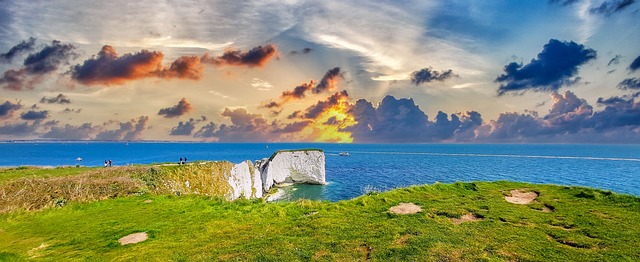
<box><xmin>590</xmin><ymin>0</ymin><xmax>635</xmax><ymax>15</ymax></box>
<box><xmin>495</xmin><ymin>39</ymin><xmax>596</xmax><ymax>95</ymax></box>
<box><xmin>193</xmin><ymin>122</ymin><xmax>218</xmax><ymax>138</ymax></box>
<box><xmin>410</xmin><ymin>67</ymin><xmax>457</xmax><ymax>85</ymax></box>
<box><xmin>169</xmin><ymin>118</ymin><xmax>198</xmax><ymax>136</ymax></box>
<box><xmin>618</xmin><ymin>77</ymin><xmax>640</xmax><ymax>90</ymax></box>
<box><xmin>345</xmin><ymin>95</ymin><xmax>483</xmax><ymax>142</ymax></box>
<box><xmin>0</xmin><ymin>122</ymin><xmax>39</xmax><ymax>136</ymax></box>
<box><xmin>590</xmin><ymin>98</ymin><xmax>640</xmax><ymax>130</ymax></box>
<box><xmin>40</xmin><ymin>93</ymin><xmax>71</xmax><ymax>104</ymax></box>
<box><xmin>0</xmin><ymin>100</ymin><xmax>22</xmax><ymax>118</ymax></box>
<box><xmin>94</xmin><ymin>116</ymin><xmax>149</xmax><ymax>140</ymax></box>
<box><xmin>1</xmin><ymin>40</ymin><xmax>77</xmax><ymax>90</ymax></box>
<box><xmin>597</xmin><ymin>96</ymin><xmax>631</xmax><ymax>106</ymax></box>
<box><xmin>42</xmin><ymin>123</ymin><xmax>94</xmax><ymax>140</ymax></box>
<box><xmin>20</xmin><ymin>110</ymin><xmax>49</xmax><ymax>120</ymax></box>
<box><xmin>158</xmin><ymin>98</ymin><xmax>193</xmax><ymax>118</ymax></box>
<box><xmin>630</xmin><ymin>55</ymin><xmax>640</xmax><ymax>72</ymax></box>
<box><xmin>23</xmin><ymin>40</ymin><xmax>77</xmax><ymax>74</ymax></box>
<box><xmin>474</xmin><ymin>91</ymin><xmax>640</xmax><ymax>143</ymax></box>
<box><xmin>543</xmin><ymin>91</ymin><xmax>593</xmax><ymax>132</ymax></box>
<box><xmin>0</xmin><ymin>37</ymin><xmax>36</xmax><ymax>63</ymax></box>
<box><xmin>607</xmin><ymin>55</ymin><xmax>622</xmax><ymax>66</ymax></box>
<box><xmin>201</xmin><ymin>44</ymin><xmax>278</xmax><ymax>67</ymax></box>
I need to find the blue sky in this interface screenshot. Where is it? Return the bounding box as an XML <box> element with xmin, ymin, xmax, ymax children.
<box><xmin>0</xmin><ymin>0</ymin><xmax>639</xmax><ymax>142</ymax></box>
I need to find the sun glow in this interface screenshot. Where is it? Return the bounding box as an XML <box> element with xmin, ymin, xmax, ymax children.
<box><xmin>312</xmin><ymin>103</ymin><xmax>356</xmax><ymax>143</ymax></box>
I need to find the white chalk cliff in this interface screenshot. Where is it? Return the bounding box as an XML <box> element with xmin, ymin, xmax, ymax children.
<box><xmin>225</xmin><ymin>149</ymin><xmax>325</xmax><ymax>200</ymax></box>
<box><xmin>227</xmin><ymin>160</ymin><xmax>263</xmax><ymax>200</ymax></box>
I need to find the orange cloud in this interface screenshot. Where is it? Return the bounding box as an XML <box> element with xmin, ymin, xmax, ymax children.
<box><xmin>71</xmin><ymin>46</ymin><xmax>205</xmax><ymax>85</ymax></box>
<box><xmin>262</xmin><ymin>67</ymin><xmax>343</xmax><ymax>111</ymax></box>
<box><xmin>159</xmin><ymin>56</ymin><xmax>204</xmax><ymax>80</ymax></box>
<box><xmin>72</xmin><ymin>45</ymin><xmax>164</xmax><ymax>85</ymax></box>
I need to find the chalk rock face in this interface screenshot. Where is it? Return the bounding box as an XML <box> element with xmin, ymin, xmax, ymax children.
<box><xmin>228</xmin><ymin>161</ymin><xmax>262</xmax><ymax>200</ymax></box>
<box><xmin>251</xmin><ymin>162</ymin><xmax>263</xmax><ymax>199</ymax></box>
<box><xmin>261</xmin><ymin>150</ymin><xmax>326</xmax><ymax>190</ymax></box>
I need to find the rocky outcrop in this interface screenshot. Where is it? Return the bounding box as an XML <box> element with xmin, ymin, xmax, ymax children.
<box><xmin>227</xmin><ymin>160</ymin><xmax>262</xmax><ymax>199</ymax></box>
<box><xmin>258</xmin><ymin>150</ymin><xmax>326</xmax><ymax>190</ymax></box>
<box><xmin>224</xmin><ymin>149</ymin><xmax>325</xmax><ymax>200</ymax></box>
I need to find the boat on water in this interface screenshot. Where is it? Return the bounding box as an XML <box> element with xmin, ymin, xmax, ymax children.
<box><xmin>339</xmin><ymin>152</ymin><xmax>350</xmax><ymax>156</ymax></box>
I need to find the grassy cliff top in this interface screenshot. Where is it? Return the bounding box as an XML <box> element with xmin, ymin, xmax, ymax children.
<box><xmin>0</xmin><ymin>172</ymin><xmax>638</xmax><ymax>261</ymax></box>
<box><xmin>267</xmin><ymin>148</ymin><xmax>324</xmax><ymax>162</ymax></box>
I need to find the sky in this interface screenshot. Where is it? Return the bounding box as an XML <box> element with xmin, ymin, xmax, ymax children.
<box><xmin>0</xmin><ymin>0</ymin><xmax>639</xmax><ymax>143</ymax></box>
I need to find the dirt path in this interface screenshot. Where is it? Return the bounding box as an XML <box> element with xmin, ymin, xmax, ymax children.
<box><xmin>505</xmin><ymin>189</ymin><xmax>538</xmax><ymax>204</ymax></box>
<box><xmin>389</xmin><ymin>203</ymin><xmax>422</xmax><ymax>214</ymax></box>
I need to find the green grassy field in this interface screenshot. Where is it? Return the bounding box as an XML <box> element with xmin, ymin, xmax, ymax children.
<box><xmin>0</xmin><ymin>167</ymin><xmax>639</xmax><ymax>261</ymax></box>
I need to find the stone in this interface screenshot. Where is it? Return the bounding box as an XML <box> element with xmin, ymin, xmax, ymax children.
<box><xmin>261</xmin><ymin>150</ymin><xmax>326</xmax><ymax>191</ymax></box>
<box><xmin>225</xmin><ymin>160</ymin><xmax>264</xmax><ymax>200</ymax></box>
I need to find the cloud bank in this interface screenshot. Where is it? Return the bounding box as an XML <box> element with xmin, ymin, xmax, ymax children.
<box><xmin>496</xmin><ymin>39</ymin><xmax>596</xmax><ymax>95</ymax></box>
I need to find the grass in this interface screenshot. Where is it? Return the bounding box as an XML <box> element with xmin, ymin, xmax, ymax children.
<box><xmin>0</xmin><ymin>166</ymin><xmax>95</xmax><ymax>184</ymax></box>
<box><xmin>0</xmin><ymin>179</ymin><xmax>638</xmax><ymax>261</ymax></box>
<box><xmin>267</xmin><ymin>149</ymin><xmax>324</xmax><ymax>162</ymax></box>
<box><xmin>0</xmin><ymin>162</ymin><xmax>236</xmax><ymax>213</ymax></box>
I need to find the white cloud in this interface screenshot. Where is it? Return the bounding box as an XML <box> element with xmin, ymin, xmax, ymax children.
<box><xmin>250</xmin><ymin>78</ymin><xmax>274</xmax><ymax>91</ymax></box>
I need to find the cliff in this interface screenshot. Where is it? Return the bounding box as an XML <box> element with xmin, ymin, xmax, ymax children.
<box><xmin>257</xmin><ymin>149</ymin><xmax>326</xmax><ymax>191</ymax></box>
<box><xmin>227</xmin><ymin>149</ymin><xmax>325</xmax><ymax>200</ymax></box>
<box><xmin>0</xmin><ymin>150</ymin><xmax>326</xmax><ymax>212</ymax></box>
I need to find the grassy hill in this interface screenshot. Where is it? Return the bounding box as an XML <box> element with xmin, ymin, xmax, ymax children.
<box><xmin>0</xmin><ymin>166</ymin><xmax>639</xmax><ymax>261</ymax></box>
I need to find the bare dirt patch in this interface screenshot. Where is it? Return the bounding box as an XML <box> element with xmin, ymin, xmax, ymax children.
<box><xmin>451</xmin><ymin>213</ymin><xmax>483</xmax><ymax>225</ymax></box>
<box><xmin>389</xmin><ymin>202</ymin><xmax>422</xmax><ymax>214</ymax></box>
<box><xmin>118</xmin><ymin>232</ymin><xmax>148</xmax><ymax>245</ymax></box>
<box><xmin>505</xmin><ymin>189</ymin><xmax>538</xmax><ymax>204</ymax></box>
<box><xmin>392</xmin><ymin>234</ymin><xmax>412</xmax><ymax>247</ymax></box>
<box><xmin>143</xmin><ymin>199</ymin><xmax>152</xmax><ymax>203</ymax></box>
<box><xmin>312</xmin><ymin>250</ymin><xmax>329</xmax><ymax>260</ymax></box>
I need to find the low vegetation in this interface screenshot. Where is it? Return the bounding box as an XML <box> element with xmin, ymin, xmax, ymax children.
<box><xmin>0</xmin><ymin>167</ymin><xmax>638</xmax><ymax>261</ymax></box>
<box><xmin>0</xmin><ymin>162</ymin><xmax>233</xmax><ymax>213</ymax></box>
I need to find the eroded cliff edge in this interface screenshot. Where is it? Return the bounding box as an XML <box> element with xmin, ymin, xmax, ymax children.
<box><xmin>225</xmin><ymin>149</ymin><xmax>325</xmax><ymax>200</ymax></box>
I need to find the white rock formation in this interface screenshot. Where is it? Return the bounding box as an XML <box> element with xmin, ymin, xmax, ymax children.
<box><xmin>224</xmin><ymin>150</ymin><xmax>324</xmax><ymax>200</ymax></box>
<box><xmin>227</xmin><ymin>160</ymin><xmax>262</xmax><ymax>199</ymax></box>
<box><xmin>260</xmin><ymin>150</ymin><xmax>326</xmax><ymax>191</ymax></box>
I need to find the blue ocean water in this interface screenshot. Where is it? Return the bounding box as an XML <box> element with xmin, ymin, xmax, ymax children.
<box><xmin>1</xmin><ymin>142</ymin><xmax>638</xmax><ymax>201</ymax></box>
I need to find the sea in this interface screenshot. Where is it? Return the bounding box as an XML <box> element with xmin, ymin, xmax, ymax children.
<box><xmin>1</xmin><ymin>142</ymin><xmax>639</xmax><ymax>201</ymax></box>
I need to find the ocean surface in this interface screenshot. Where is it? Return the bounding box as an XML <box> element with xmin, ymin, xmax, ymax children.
<box><xmin>1</xmin><ymin>142</ymin><xmax>639</xmax><ymax>201</ymax></box>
